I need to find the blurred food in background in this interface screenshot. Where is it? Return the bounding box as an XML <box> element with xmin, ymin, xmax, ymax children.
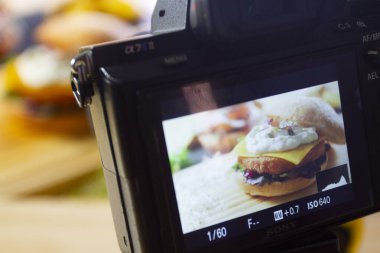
<box><xmin>35</xmin><ymin>11</ymin><xmax>139</xmax><ymax>54</ymax></box>
<box><xmin>3</xmin><ymin>45</ymin><xmax>88</xmax><ymax>133</ymax></box>
<box><xmin>167</xmin><ymin>102</ymin><xmax>264</xmax><ymax>173</ymax></box>
<box><xmin>0</xmin><ymin>0</ymin><xmax>148</xmax><ymax>18</ymax></box>
<box><xmin>197</xmin><ymin>103</ymin><xmax>260</xmax><ymax>154</ymax></box>
<box><xmin>58</xmin><ymin>0</ymin><xmax>141</xmax><ymax>23</ymax></box>
<box><xmin>1</xmin><ymin>0</ymin><xmax>144</xmax><ymax>134</ymax></box>
<box><xmin>0</xmin><ymin>0</ymin><xmax>156</xmax><ymax>198</ymax></box>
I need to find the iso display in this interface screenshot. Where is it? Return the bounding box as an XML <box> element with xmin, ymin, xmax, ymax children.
<box><xmin>307</xmin><ymin>196</ymin><xmax>331</xmax><ymax>210</ymax></box>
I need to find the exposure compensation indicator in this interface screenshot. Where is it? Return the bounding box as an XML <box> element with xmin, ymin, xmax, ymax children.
<box><xmin>274</xmin><ymin>205</ymin><xmax>300</xmax><ymax>222</ymax></box>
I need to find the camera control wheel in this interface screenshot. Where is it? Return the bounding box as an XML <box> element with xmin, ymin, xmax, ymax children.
<box><xmin>71</xmin><ymin>51</ymin><xmax>94</xmax><ymax>108</ymax></box>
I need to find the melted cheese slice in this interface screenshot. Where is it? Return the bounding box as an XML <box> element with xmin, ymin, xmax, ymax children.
<box><xmin>233</xmin><ymin>139</ymin><xmax>319</xmax><ymax>165</ymax></box>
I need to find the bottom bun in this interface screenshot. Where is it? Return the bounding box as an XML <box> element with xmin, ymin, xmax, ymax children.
<box><xmin>235</xmin><ymin>160</ymin><xmax>327</xmax><ymax>197</ymax></box>
<box><xmin>2</xmin><ymin>100</ymin><xmax>90</xmax><ymax>135</ymax></box>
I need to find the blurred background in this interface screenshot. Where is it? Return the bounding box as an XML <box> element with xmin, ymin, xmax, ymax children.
<box><xmin>0</xmin><ymin>0</ymin><xmax>378</xmax><ymax>252</ymax></box>
<box><xmin>0</xmin><ymin>0</ymin><xmax>155</xmax><ymax>252</ymax></box>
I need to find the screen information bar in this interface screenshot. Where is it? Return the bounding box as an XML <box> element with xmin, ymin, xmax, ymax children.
<box><xmin>185</xmin><ymin>185</ymin><xmax>353</xmax><ymax>250</ymax></box>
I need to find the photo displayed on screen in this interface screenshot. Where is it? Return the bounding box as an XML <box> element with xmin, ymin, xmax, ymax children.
<box><xmin>162</xmin><ymin>81</ymin><xmax>351</xmax><ymax>234</ymax></box>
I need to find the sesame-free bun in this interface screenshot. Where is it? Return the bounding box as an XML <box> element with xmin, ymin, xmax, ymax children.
<box><xmin>268</xmin><ymin>97</ymin><xmax>345</xmax><ymax>144</ymax></box>
<box><xmin>235</xmin><ymin>160</ymin><xmax>327</xmax><ymax>197</ymax></box>
<box><xmin>35</xmin><ymin>11</ymin><xmax>138</xmax><ymax>54</ymax></box>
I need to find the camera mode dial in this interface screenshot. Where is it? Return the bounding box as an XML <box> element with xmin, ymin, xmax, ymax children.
<box><xmin>71</xmin><ymin>51</ymin><xmax>94</xmax><ymax>108</ymax></box>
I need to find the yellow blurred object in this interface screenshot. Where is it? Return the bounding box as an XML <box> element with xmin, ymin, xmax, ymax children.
<box><xmin>61</xmin><ymin>0</ymin><xmax>141</xmax><ymax>22</ymax></box>
<box><xmin>321</xmin><ymin>89</ymin><xmax>341</xmax><ymax>110</ymax></box>
<box><xmin>343</xmin><ymin>219</ymin><xmax>364</xmax><ymax>253</ymax></box>
<box><xmin>96</xmin><ymin>0</ymin><xmax>141</xmax><ymax>22</ymax></box>
<box><xmin>310</xmin><ymin>86</ymin><xmax>342</xmax><ymax>110</ymax></box>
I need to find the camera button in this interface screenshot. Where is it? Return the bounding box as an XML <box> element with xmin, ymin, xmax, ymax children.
<box><xmin>366</xmin><ymin>46</ymin><xmax>380</xmax><ymax>65</ymax></box>
<box><xmin>354</xmin><ymin>20</ymin><xmax>369</xmax><ymax>30</ymax></box>
<box><xmin>161</xmin><ymin>53</ymin><xmax>189</xmax><ymax>68</ymax></box>
<box><xmin>70</xmin><ymin>52</ymin><xmax>94</xmax><ymax>108</ymax></box>
<box><xmin>367</xmin><ymin>71</ymin><xmax>380</xmax><ymax>82</ymax></box>
<box><xmin>334</xmin><ymin>22</ymin><xmax>353</xmax><ymax>32</ymax></box>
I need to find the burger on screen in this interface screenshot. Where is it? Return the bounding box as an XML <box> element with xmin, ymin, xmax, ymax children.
<box><xmin>233</xmin><ymin>97</ymin><xmax>345</xmax><ymax>197</ymax></box>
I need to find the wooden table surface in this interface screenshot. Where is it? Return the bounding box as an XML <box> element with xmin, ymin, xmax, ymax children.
<box><xmin>0</xmin><ymin>198</ymin><xmax>120</xmax><ymax>253</ymax></box>
<box><xmin>360</xmin><ymin>213</ymin><xmax>380</xmax><ymax>253</ymax></box>
<box><xmin>0</xmin><ymin>198</ymin><xmax>378</xmax><ymax>253</ymax></box>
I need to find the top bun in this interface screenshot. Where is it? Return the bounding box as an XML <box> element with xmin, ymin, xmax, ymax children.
<box><xmin>267</xmin><ymin>97</ymin><xmax>345</xmax><ymax>144</ymax></box>
<box><xmin>34</xmin><ymin>11</ymin><xmax>138</xmax><ymax>54</ymax></box>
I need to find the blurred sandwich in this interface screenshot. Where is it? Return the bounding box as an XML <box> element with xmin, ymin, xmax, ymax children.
<box><xmin>2</xmin><ymin>11</ymin><xmax>138</xmax><ymax>133</ymax></box>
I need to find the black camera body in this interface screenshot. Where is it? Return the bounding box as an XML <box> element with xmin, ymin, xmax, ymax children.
<box><xmin>71</xmin><ymin>1</ymin><xmax>380</xmax><ymax>252</ymax></box>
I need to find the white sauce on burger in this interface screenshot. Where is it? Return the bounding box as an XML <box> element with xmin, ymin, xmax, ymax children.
<box><xmin>15</xmin><ymin>46</ymin><xmax>71</xmax><ymax>88</ymax></box>
<box><xmin>246</xmin><ymin>120</ymin><xmax>318</xmax><ymax>155</ymax></box>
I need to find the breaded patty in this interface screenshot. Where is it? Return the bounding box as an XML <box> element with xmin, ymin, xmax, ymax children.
<box><xmin>237</xmin><ymin>139</ymin><xmax>327</xmax><ymax>175</ymax></box>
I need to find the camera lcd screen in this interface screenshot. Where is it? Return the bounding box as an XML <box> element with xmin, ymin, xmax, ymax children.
<box><xmin>154</xmin><ymin>52</ymin><xmax>372</xmax><ymax>251</ymax></box>
<box><xmin>163</xmin><ymin>81</ymin><xmax>351</xmax><ymax>230</ymax></box>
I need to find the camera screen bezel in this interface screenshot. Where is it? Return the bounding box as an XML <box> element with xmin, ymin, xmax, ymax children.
<box><xmin>135</xmin><ymin>48</ymin><xmax>374</xmax><ymax>253</ymax></box>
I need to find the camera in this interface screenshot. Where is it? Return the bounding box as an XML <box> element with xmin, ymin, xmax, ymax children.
<box><xmin>71</xmin><ymin>0</ymin><xmax>380</xmax><ymax>252</ymax></box>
